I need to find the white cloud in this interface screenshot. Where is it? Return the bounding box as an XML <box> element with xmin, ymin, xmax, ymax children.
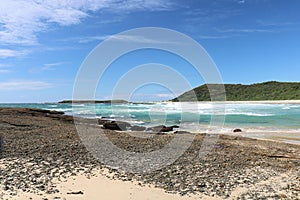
<box><xmin>199</xmin><ymin>35</ymin><xmax>230</xmax><ymax>39</ymax></box>
<box><xmin>0</xmin><ymin>0</ymin><xmax>173</xmax><ymax>45</ymax></box>
<box><xmin>64</xmin><ymin>34</ymin><xmax>182</xmax><ymax>44</ymax></box>
<box><xmin>0</xmin><ymin>49</ymin><xmax>29</xmax><ymax>58</ymax></box>
<box><xmin>217</xmin><ymin>28</ymin><xmax>274</xmax><ymax>33</ymax></box>
<box><xmin>155</xmin><ymin>93</ymin><xmax>176</xmax><ymax>98</ymax></box>
<box><xmin>110</xmin><ymin>92</ymin><xmax>177</xmax><ymax>101</ymax></box>
<box><xmin>76</xmin><ymin>35</ymin><xmax>110</xmax><ymax>43</ymax></box>
<box><xmin>0</xmin><ymin>80</ymin><xmax>52</xmax><ymax>90</ymax></box>
<box><xmin>42</xmin><ymin>62</ymin><xmax>66</xmax><ymax>70</ymax></box>
<box><xmin>109</xmin><ymin>35</ymin><xmax>175</xmax><ymax>44</ymax></box>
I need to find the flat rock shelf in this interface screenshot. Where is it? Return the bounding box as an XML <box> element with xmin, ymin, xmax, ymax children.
<box><xmin>0</xmin><ymin>108</ymin><xmax>299</xmax><ymax>199</ymax></box>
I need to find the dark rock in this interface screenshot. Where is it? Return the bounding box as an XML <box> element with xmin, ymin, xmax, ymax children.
<box><xmin>48</xmin><ymin>115</ymin><xmax>73</xmax><ymax>123</ymax></box>
<box><xmin>160</xmin><ymin>127</ymin><xmax>174</xmax><ymax>132</ymax></box>
<box><xmin>61</xmin><ymin>115</ymin><xmax>74</xmax><ymax>122</ymax></box>
<box><xmin>103</xmin><ymin>121</ymin><xmax>131</xmax><ymax>131</ymax></box>
<box><xmin>67</xmin><ymin>191</ymin><xmax>84</xmax><ymax>195</ymax></box>
<box><xmin>233</xmin><ymin>128</ymin><xmax>242</xmax><ymax>132</ymax></box>
<box><xmin>174</xmin><ymin>131</ymin><xmax>191</xmax><ymax>134</ymax></box>
<box><xmin>147</xmin><ymin>125</ymin><xmax>175</xmax><ymax>132</ymax></box>
<box><xmin>98</xmin><ymin>118</ymin><xmax>111</xmax><ymax>125</ymax></box>
<box><xmin>170</xmin><ymin>125</ymin><xmax>180</xmax><ymax>128</ymax></box>
<box><xmin>130</xmin><ymin>125</ymin><xmax>146</xmax><ymax>131</ymax></box>
<box><xmin>147</xmin><ymin>125</ymin><xmax>165</xmax><ymax>132</ymax></box>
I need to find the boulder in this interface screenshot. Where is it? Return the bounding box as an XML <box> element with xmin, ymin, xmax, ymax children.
<box><xmin>98</xmin><ymin>118</ymin><xmax>111</xmax><ymax>125</ymax></box>
<box><xmin>233</xmin><ymin>128</ymin><xmax>242</xmax><ymax>133</ymax></box>
<box><xmin>103</xmin><ymin>121</ymin><xmax>131</xmax><ymax>131</ymax></box>
<box><xmin>160</xmin><ymin>126</ymin><xmax>174</xmax><ymax>132</ymax></box>
<box><xmin>174</xmin><ymin>131</ymin><xmax>191</xmax><ymax>134</ymax></box>
<box><xmin>147</xmin><ymin>125</ymin><xmax>175</xmax><ymax>132</ymax></box>
<box><xmin>147</xmin><ymin>125</ymin><xmax>165</xmax><ymax>132</ymax></box>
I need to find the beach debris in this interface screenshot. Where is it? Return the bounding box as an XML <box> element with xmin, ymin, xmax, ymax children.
<box><xmin>233</xmin><ymin>128</ymin><xmax>242</xmax><ymax>132</ymax></box>
<box><xmin>67</xmin><ymin>191</ymin><xmax>84</xmax><ymax>195</ymax></box>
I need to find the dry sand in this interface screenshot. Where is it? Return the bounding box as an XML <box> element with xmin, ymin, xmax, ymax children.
<box><xmin>202</xmin><ymin>100</ymin><xmax>300</xmax><ymax>104</ymax></box>
<box><xmin>1</xmin><ymin>166</ymin><xmax>298</xmax><ymax>200</ymax></box>
<box><xmin>1</xmin><ymin>167</ymin><xmax>216</xmax><ymax>200</ymax></box>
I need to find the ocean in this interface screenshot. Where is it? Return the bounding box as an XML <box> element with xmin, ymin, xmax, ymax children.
<box><xmin>1</xmin><ymin>102</ymin><xmax>300</xmax><ymax>143</ymax></box>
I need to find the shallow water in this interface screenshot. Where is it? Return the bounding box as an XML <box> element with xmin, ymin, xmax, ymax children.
<box><xmin>1</xmin><ymin>102</ymin><xmax>300</xmax><ymax>143</ymax></box>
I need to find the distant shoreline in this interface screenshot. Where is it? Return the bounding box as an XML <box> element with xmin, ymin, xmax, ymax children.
<box><xmin>57</xmin><ymin>100</ymin><xmax>300</xmax><ymax>104</ymax></box>
<box><xmin>195</xmin><ymin>100</ymin><xmax>300</xmax><ymax>104</ymax></box>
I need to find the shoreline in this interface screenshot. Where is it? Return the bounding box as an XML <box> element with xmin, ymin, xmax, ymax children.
<box><xmin>0</xmin><ymin>108</ymin><xmax>299</xmax><ymax>199</ymax></box>
<box><xmin>166</xmin><ymin>100</ymin><xmax>300</xmax><ymax>104</ymax></box>
<box><xmin>215</xmin><ymin>100</ymin><xmax>300</xmax><ymax>104</ymax></box>
<box><xmin>3</xmin><ymin>99</ymin><xmax>300</xmax><ymax>104</ymax></box>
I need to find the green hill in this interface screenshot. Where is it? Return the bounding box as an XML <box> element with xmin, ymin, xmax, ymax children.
<box><xmin>172</xmin><ymin>81</ymin><xmax>300</xmax><ymax>101</ymax></box>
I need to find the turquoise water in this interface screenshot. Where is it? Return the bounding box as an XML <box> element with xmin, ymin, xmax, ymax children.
<box><xmin>1</xmin><ymin>102</ymin><xmax>300</xmax><ymax>133</ymax></box>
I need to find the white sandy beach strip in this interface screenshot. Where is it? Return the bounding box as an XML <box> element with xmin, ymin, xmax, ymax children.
<box><xmin>1</xmin><ymin>169</ymin><xmax>219</xmax><ymax>200</ymax></box>
<box><xmin>215</xmin><ymin>100</ymin><xmax>300</xmax><ymax>104</ymax></box>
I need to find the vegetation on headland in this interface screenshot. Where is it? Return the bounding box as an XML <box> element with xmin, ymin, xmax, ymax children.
<box><xmin>172</xmin><ymin>81</ymin><xmax>300</xmax><ymax>101</ymax></box>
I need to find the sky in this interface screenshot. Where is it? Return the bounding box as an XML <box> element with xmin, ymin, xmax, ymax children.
<box><xmin>0</xmin><ymin>0</ymin><xmax>300</xmax><ymax>103</ymax></box>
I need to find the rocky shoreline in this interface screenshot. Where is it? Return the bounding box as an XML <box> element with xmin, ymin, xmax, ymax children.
<box><xmin>0</xmin><ymin>108</ymin><xmax>299</xmax><ymax>199</ymax></box>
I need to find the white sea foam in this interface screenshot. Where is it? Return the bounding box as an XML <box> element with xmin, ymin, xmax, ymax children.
<box><xmin>49</xmin><ymin>105</ymin><xmax>58</xmax><ymax>108</ymax></box>
<box><xmin>72</xmin><ymin>104</ymin><xmax>86</xmax><ymax>107</ymax></box>
<box><xmin>51</xmin><ymin>108</ymin><xmax>73</xmax><ymax>112</ymax></box>
<box><xmin>28</xmin><ymin>102</ymin><xmax>299</xmax><ymax>134</ymax></box>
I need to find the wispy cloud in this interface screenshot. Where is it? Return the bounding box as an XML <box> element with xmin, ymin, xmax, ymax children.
<box><xmin>216</xmin><ymin>28</ymin><xmax>275</xmax><ymax>33</ymax></box>
<box><xmin>0</xmin><ymin>0</ymin><xmax>174</xmax><ymax>45</ymax></box>
<box><xmin>66</xmin><ymin>35</ymin><xmax>109</xmax><ymax>44</ymax></box>
<box><xmin>198</xmin><ymin>35</ymin><xmax>231</xmax><ymax>40</ymax></box>
<box><xmin>103</xmin><ymin>92</ymin><xmax>177</xmax><ymax>101</ymax></box>
<box><xmin>257</xmin><ymin>20</ymin><xmax>299</xmax><ymax>27</ymax></box>
<box><xmin>0</xmin><ymin>49</ymin><xmax>29</xmax><ymax>58</ymax></box>
<box><xmin>129</xmin><ymin>93</ymin><xmax>178</xmax><ymax>101</ymax></box>
<box><xmin>0</xmin><ymin>80</ymin><xmax>53</xmax><ymax>91</ymax></box>
<box><xmin>63</xmin><ymin>34</ymin><xmax>182</xmax><ymax>44</ymax></box>
<box><xmin>42</xmin><ymin>62</ymin><xmax>66</xmax><ymax>70</ymax></box>
<box><xmin>109</xmin><ymin>34</ymin><xmax>181</xmax><ymax>44</ymax></box>
<box><xmin>155</xmin><ymin>93</ymin><xmax>176</xmax><ymax>98</ymax></box>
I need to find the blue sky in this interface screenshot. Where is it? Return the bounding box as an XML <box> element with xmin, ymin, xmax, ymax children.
<box><xmin>0</xmin><ymin>0</ymin><xmax>300</xmax><ymax>103</ymax></box>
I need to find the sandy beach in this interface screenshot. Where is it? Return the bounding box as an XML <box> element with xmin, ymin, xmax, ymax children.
<box><xmin>0</xmin><ymin>108</ymin><xmax>299</xmax><ymax>199</ymax></box>
<box><xmin>214</xmin><ymin>100</ymin><xmax>300</xmax><ymax>104</ymax></box>
<box><xmin>0</xmin><ymin>166</ymin><xmax>206</xmax><ymax>200</ymax></box>
<box><xmin>167</xmin><ymin>100</ymin><xmax>300</xmax><ymax>104</ymax></box>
